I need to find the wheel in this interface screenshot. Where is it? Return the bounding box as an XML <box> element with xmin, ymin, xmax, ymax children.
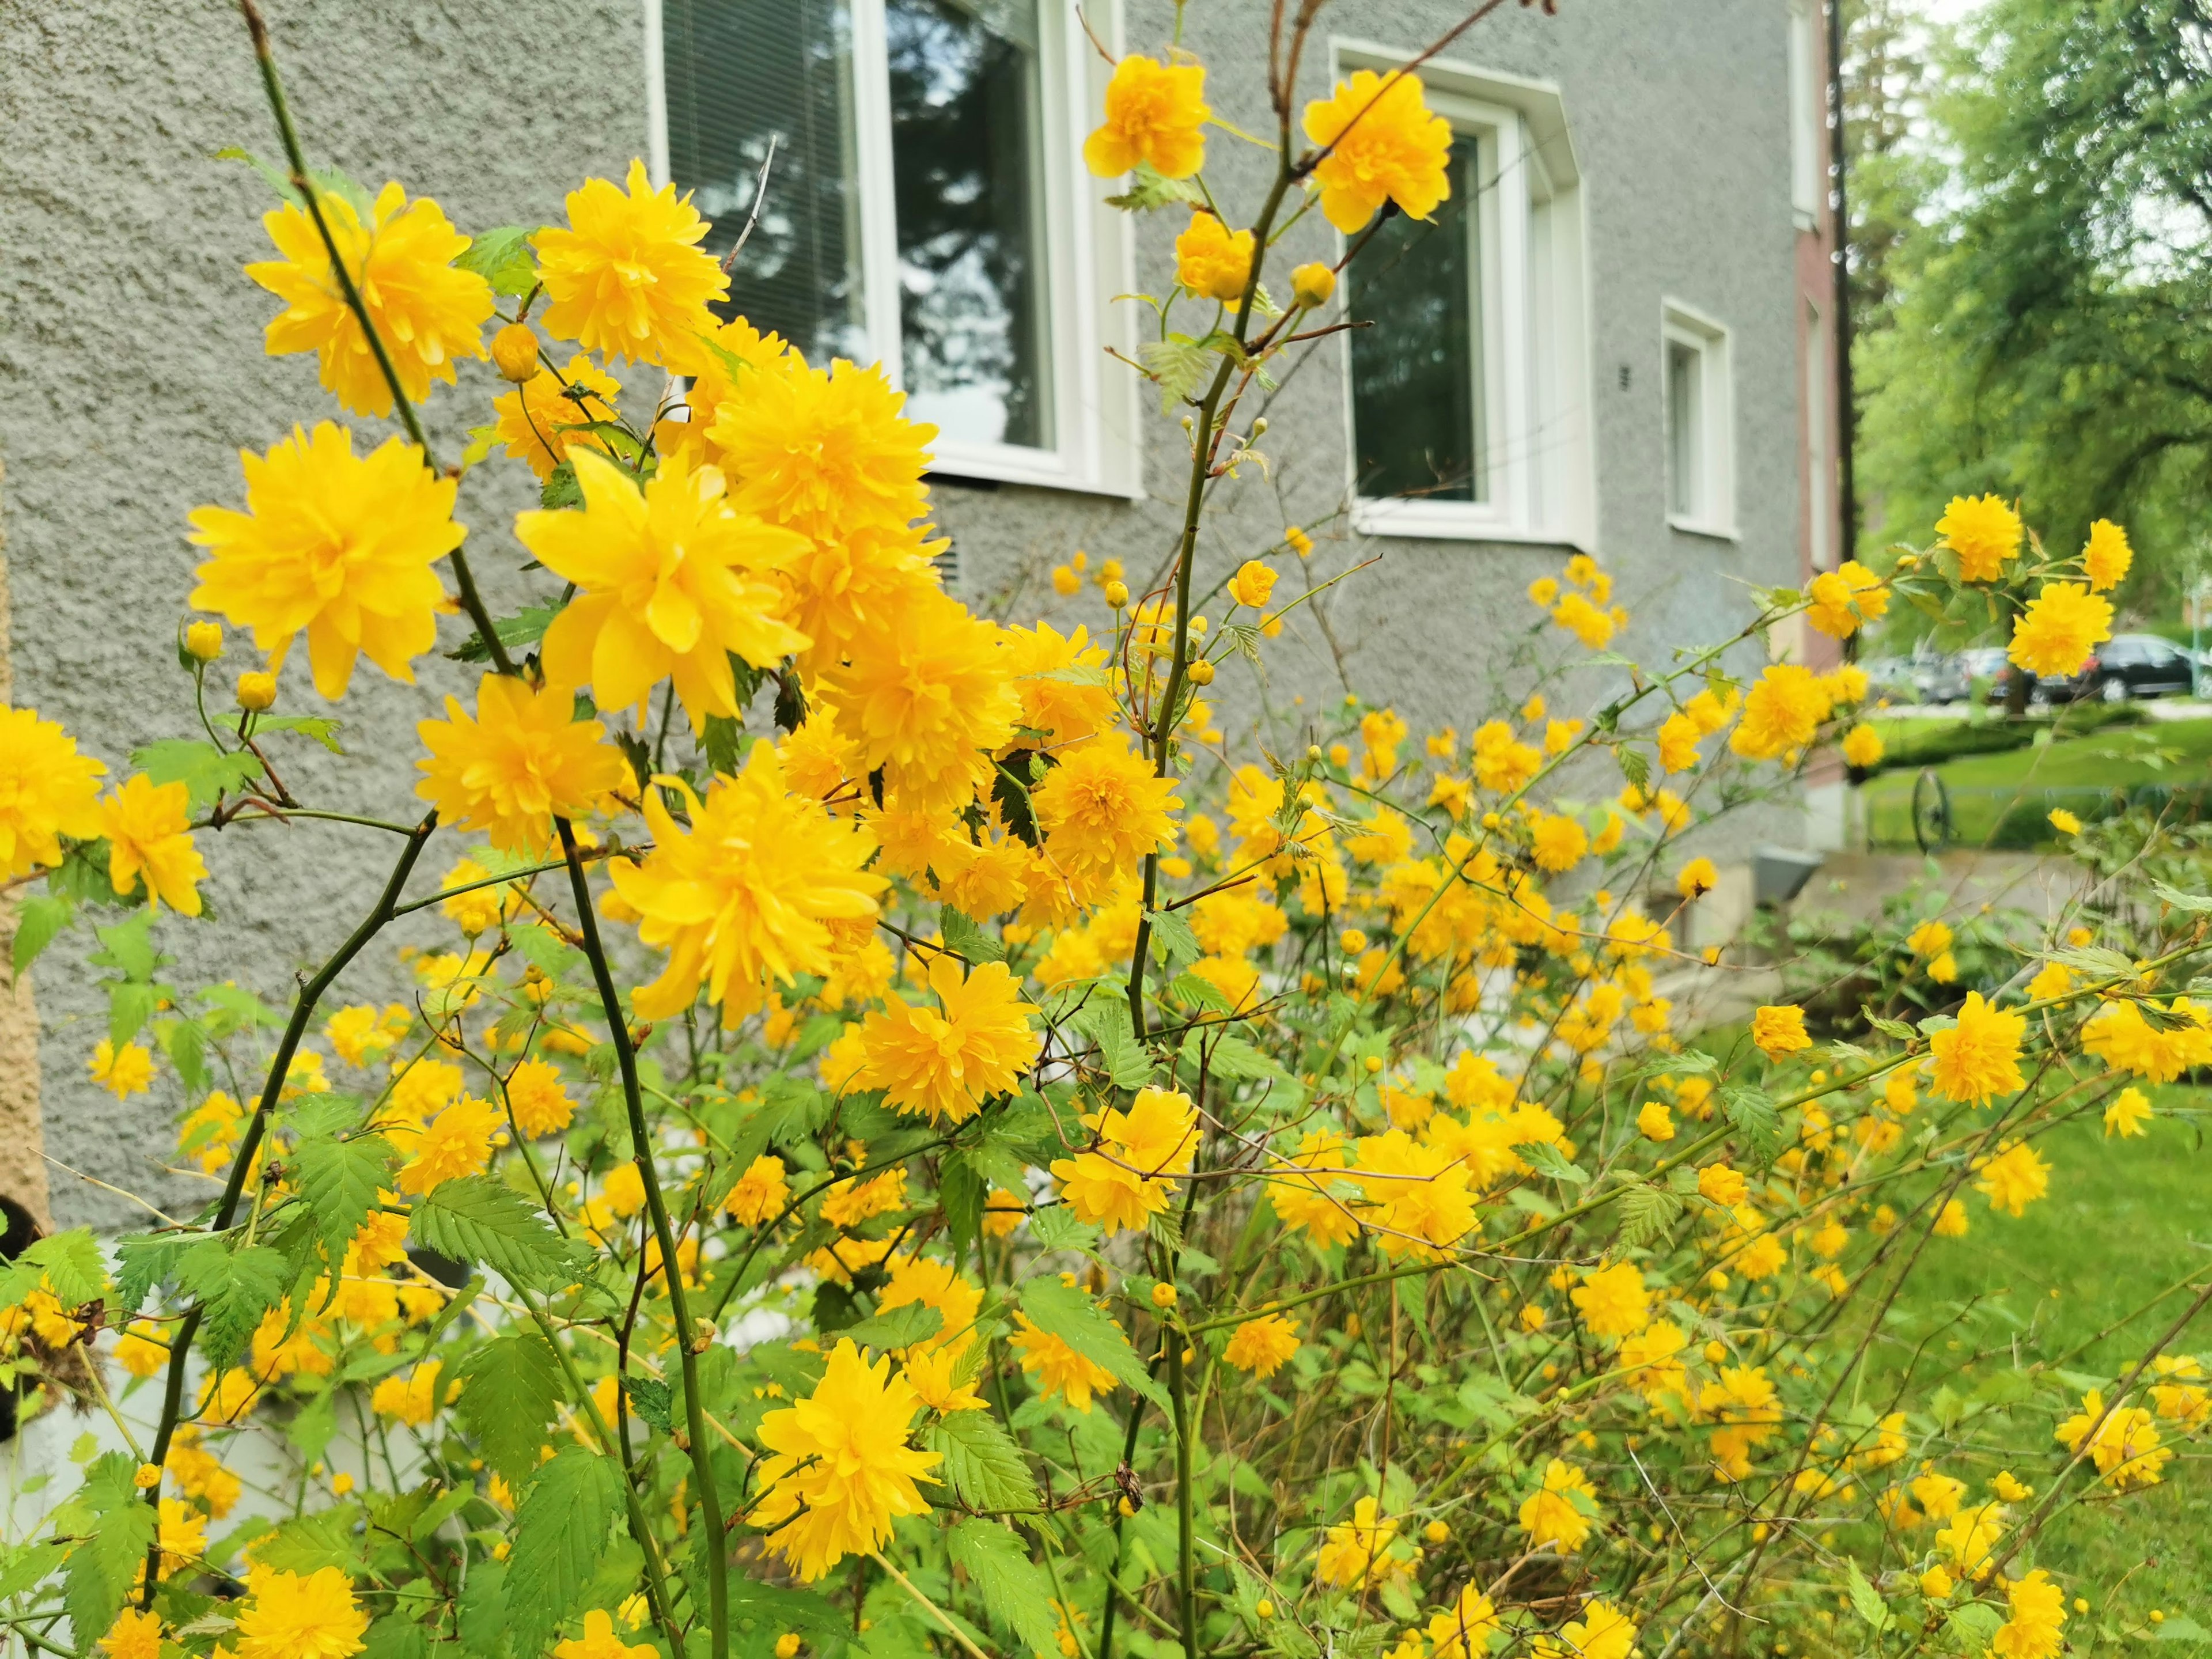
<box><xmin>2101</xmin><ymin>676</ymin><xmax>2127</xmax><ymax>703</ymax></box>
<box><xmin>1911</xmin><ymin>768</ymin><xmax>1953</xmax><ymax>853</ymax></box>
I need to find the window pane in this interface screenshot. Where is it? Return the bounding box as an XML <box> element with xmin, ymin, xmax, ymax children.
<box><xmin>1349</xmin><ymin>139</ymin><xmax>1482</xmax><ymax>502</ymax></box>
<box><xmin>886</xmin><ymin>0</ymin><xmax>1049</xmax><ymax>449</ymax></box>
<box><xmin>664</xmin><ymin>0</ymin><xmax>867</xmax><ymax>363</ymax></box>
<box><xmin>1667</xmin><ymin>340</ymin><xmax>1702</xmax><ymax>517</ymax></box>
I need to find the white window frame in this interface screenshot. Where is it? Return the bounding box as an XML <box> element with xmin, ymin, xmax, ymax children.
<box><xmin>1788</xmin><ymin>0</ymin><xmax>1824</xmax><ymax>232</ymax></box>
<box><xmin>643</xmin><ymin>0</ymin><xmax>1143</xmax><ymax>500</ymax></box>
<box><xmin>1333</xmin><ymin>42</ymin><xmax>1595</xmax><ymax>550</ymax></box>
<box><xmin>1661</xmin><ymin>297</ymin><xmax>1736</xmax><ymax>541</ymax></box>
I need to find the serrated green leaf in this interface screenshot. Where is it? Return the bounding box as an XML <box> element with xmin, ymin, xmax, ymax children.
<box><xmin>179</xmin><ymin>1241</ymin><xmax>289</xmax><ymax>1368</ymax></box>
<box><xmin>1514</xmin><ymin>1142</ymin><xmax>1590</xmax><ymax>1185</ymax></box>
<box><xmin>507</xmin><ymin>1448</ymin><xmax>624</xmax><ymax>1657</ymax></box>
<box><xmin>1018</xmin><ymin>1276</ymin><xmax>1165</xmax><ymax>1408</ymax></box>
<box><xmin>1146</xmin><ymin>908</ymin><xmax>1201</xmax><ymax>972</ymax></box>
<box><xmin>1613</xmin><ymin>1183</ymin><xmax>1682</xmax><ymax>1248</ymax></box>
<box><xmin>947</xmin><ymin>1519</ymin><xmax>1061</xmax><ymax>1656</ymax></box>
<box><xmin>1138</xmin><ymin>336</ymin><xmax>1215</xmax><ymax>412</ymax></box>
<box><xmin>1722</xmin><ymin>1085</ymin><xmax>1782</xmax><ymax>1162</ymax></box>
<box><xmin>457</xmin><ymin>226</ymin><xmax>541</xmax><ymax>297</ymax></box>
<box><xmin>925</xmin><ymin>1410</ymin><xmax>1039</xmax><ymax>1513</ymax></box>
<box><xmin>940</xmin><ymin>907</ymin><xmax>1007</xmax><ymax>964</ymax></box>
<box><xmin>1207</xmin><ymin>1034</ymin><xmax>1284</xmax><ymax>1081</ymax></box>
<box><xmin>838</xmin><ymin>1301</ymin><xmax>944</xmax><ymax>1355</ymax></box>
<box><xmin>254</xmin><ymin>1503</ymin><xmax>369</xmax><ymax>1577</ymax></box>
<box><xmin>1075</xmin><ymin>1006</ymin><xmax>1153</xmax><ymax>1090</ymax></box>
<box><xmin>21</xmin><ymin>1230</ymin><xmax>109</xmax><ymax>1307</ymax></box>
<box><xmin>254</xmin><ymin>714</ymin><xmax>346</xmax><ymax>753</ymax></box>
<box><xmin>453</xmin><ymin>605</ymin><xmax>560</xmax><ymax>666</ymax></box>
<box><xmin>1027</xmin><ymin>1205</ymin><xmax>1097</xmax><ymax>1254</ymax></box>
<box><xmin>455</xmin><ymin>1332</ymin><xmax>565</xmax><ymax>1481</ymax></box>
<box><xmin>1168</xmin><ymin>973</ymin><xmax>1233</xmax><ymax>1014</ymax></box>
<box><xmin>113</xmin><ymin>1233</ymin><xmax>196</xmax><ymax>1318</ymax></box>
<box><xmin>63</xmin><ymin>1463</ymin><xmax>156</xmax><ymax>1641</ymax></box>
<box><xmin>12</xmin><ymin>896</ymin><xmax>71</xmax><ymax>975</ymax></box>
<box><xmin>626</xmin><ymin>1376</ymin><xmax>672</xmax><ymax>1435</ymax></box>
<box><xmin>131</xmin><ymin>738</ymin><xmax>262</xmax><ymax>813</ymax></box>
<box><xmin>292</xmin><ymin>1133</ymin><xmax>393</xmax><ymax>1265</ymax></box>
<box><xmin>1844</xmin><ymin>1560</ymin><xmax>1892</xmax><ymax>1631</ymax></box>
<box><xmin>408</xmin><ymin>1178</ymin><xmax>592</xmax><ymax>1292</ymax></box>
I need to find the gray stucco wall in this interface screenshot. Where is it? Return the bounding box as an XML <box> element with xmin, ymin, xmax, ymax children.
<box><xmin>1</xmin><ymin>0</ymin><xmax>1804</xmax><ymax>1228</ymax></box>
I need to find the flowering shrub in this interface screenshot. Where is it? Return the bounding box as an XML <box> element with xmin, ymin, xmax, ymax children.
<box><xmin>0</xmin><ymin>8</ymin><xmax>2203</xmax><ymax>1659</ymax></box>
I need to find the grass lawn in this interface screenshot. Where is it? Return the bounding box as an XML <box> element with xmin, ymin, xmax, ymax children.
<box><xmin>1863</xmin><ymin>1101</ymin><xmax>2212</xmax><ymax>1642</ymax></box>
<box><xmin>1863</xmin><ymin>717</ymin><xmax>2212</xmax><ymax>848</ymax></box>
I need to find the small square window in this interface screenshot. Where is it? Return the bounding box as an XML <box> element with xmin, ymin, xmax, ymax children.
<box><xmin>1662</xmin><ymin>300</ymin><xmax>1734</xmax><ymax>539</ymax></box>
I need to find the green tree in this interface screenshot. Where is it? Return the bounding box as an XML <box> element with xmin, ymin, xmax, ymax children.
<box><xmin>1857</xmin><ymin>0</ymin><xmax>2212</xmax><ymax>624</ymax></box>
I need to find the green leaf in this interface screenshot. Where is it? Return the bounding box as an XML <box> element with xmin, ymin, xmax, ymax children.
<box><xmin>455</xmin><ymin>1332</ymin><xmax>565</xmax><ymax>1481</ymax></box>
<box><xmin>456</xmin><ymin>226</ymin><xmax>541</xmax><ymax>296</ymax></box>
<box><xmin>131</xmin><ymin>738</ymin><xmax>261</xmax><ymax>813</ymax></box>
<box><xmin>2156</xmin><ymin>1614</ymin><xmax>2212</xmax><ymax>1642</ymax></box>
<box><xmin>925</xmin><ymin>1410</ymin><xmax>1039</xmax><ymax>1513</ymax></box>
<box><xmin>940</xmin><ymin>907</ymin><xmax>1007</xmax><ymax>965</ymax></box>
<box><xmin>21</xmin><ymin>1231</ymin><xmax>108</xmax><ymax>1307</ymax></box>
<box><xmin>1017</xmin><ymin>1276</ymin><xmax>1166</xmax><ymax>1409</ymax></box>
<box><xmin>1103</xmin><ymin>161</ymin><xmax>1206</xmax><ymax>212</ymax></box>
<box><xmin>1844</xmin><ymin>1560</ymin><xmax>1892</xmax><ymax>1633</ymax></box>
<box><xmin>540</xmin><ymin>463</ymin><xmax>582</xmax><ymax>511</ymax></box>
<box><xmin>1722</xmin><ymin>1085</ymin><xmax>1783</xmax><ymax>1162</ymax></box>
<box><xmin>1207</xmin><ymin>1034</ymin><xmax>1285</xmax><ymax>1081</ymax></box>
<box><xmin>947</xmin><ymin>1520</ymin><xmax>1062</xmax><ymax>1658</ymax></box>
<box><xmin>292</xmin><ymin>1134</ymin><xmax>395</xmax><ymax>1265</ymax></box>
<box><xmin>254</xmin><ymin>1503</ymin><xmax>369</xmax><ymax>1577</ymax></box>
<box><xmin>453</xmin><ymin>605</ymin><xmax>560</xmax><ymax>665</ymax></box>
<box><xmin>254</xmin><ymin>714</ymin><xmax>346</xmax><ymax>753</ymax></box>
<box><xmin>89</xmin><ymin>911</ymin><xmax>158</xmax><ymax>982</ymax></box>
<box><xmin>726</xmin><ymin>1576</ymin><xmax>846</xmax><ymax>1658</ymax></box>
<box><xmin>1027</xmin><ymin>1205</ymin><xmax>1097</xmax><ymax>1255</ymax></box>
<box><xmin>1146</xmin><ymin>908</ymin><xmax>1202</xmax><ymax>972</ymax></box>
<box><xmin>114</xmin><ymin>1233</ymin><xmax>198</xmax><ymax>1317</ymax></box>
<box><xmin>213</xmin><ymin>147</ymin><xmax>372</xmax><ymax>217</ymax></box>
<box><xmin>1168</xmin><ymin>973</ymin><xmax>1233</xmax><ymax>1015</ymax></box>
<box><xmin>1945</xmin><ymin>1603</ymin><xmax>2003</xmax><ymax>1649</ymax></box>
<box><xmin>0</xmin><ymin>1540</ymin><xmax>66</xmax><ymax>1604</ymax></box>
<box><xmin>161</xmin><ymin>1018</ymin><xmax>210</xmax><ymax>1094</ymax></box>
<box><xmin>1613</xmin><ymin>1184</ymin><xmax>1682</xmax><ymax>1248</ymax></box>
<box><xmin>507</xmin><ymin>1447</ymin><xmax>624</xmax><ymax>1657</ymax></box>
<box><xmin>409</xmin><ymin>1178</ymin><xmax>592</xmax><ymax>1293</ymax></box>
<box><xmin>625</xmin><ymin>1376</ymin><xmax>672</xmax><ymax>1435</ymax></box>
<box><xmin>179</xmin><ymin>1241</ymin><xmax>289</xmax><ymax>1368</ymax></box>
<box><xmin>12</xmin><ymin>896</ymin><xmax>71</xmax><ymax>975</ymax></box>
<box><xmin>1514</xmin><ymin>1142</ymin><xmax>1590</xmax><ymax>1186</ymax></box>
<box><xmin>63</xmin><ymin>1461</ymin><xmax>156</xmax><ymax>1641</ymax></box>
<box><xmin>1075</xmin><ymin>1006</ymin><xmax>1153</xmax><ymax>1090</ymax></box>
<box><xmin>1138</xmin><ymin>336</ymin><xmax>1215</xmax><ymax>413</ymax></box>
<box><xmin>836</xmin><ymin>1301</ymin><xmax>943</xmax><ymax>1355</ymax></box>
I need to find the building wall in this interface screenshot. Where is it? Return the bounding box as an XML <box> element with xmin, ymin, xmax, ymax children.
<box><xmin>0</xmin><ymin>0</ymin><xmax>1810</xmax><ymax>1228</ymax></box>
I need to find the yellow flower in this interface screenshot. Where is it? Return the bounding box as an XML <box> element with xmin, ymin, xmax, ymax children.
<box><xmin>1730</xmin><ymin>664</ymin><xmax>1832</xmax><ymax>761</ymax></box>
<box><xmin>1906</xmin><ymin>918</ymin><xmax>1952</xmax><ymax>958</ymax></box>
<box><xmin>2104</xmin><ymin>1086</ymin><xmax>2153</xmax><ymax>1138</ymax></box>
<box><xmin>721</xmin><ymin>1154</ymin><xmax>790</xmax><ymax>1226</ymax></box>
<box><xmin>1929</xmin><ymin>991</ymin><xmax>2025</xmax><ymax>1104</ymax></box>
<box><xmin>505</xmin><ymin>1058</ymin><xmax>577</xmax><ymax>1138</ymax></box>
<box><xmin>490</xmin><ymin>321</ymin><xmax>541</xmax><ymax>382</ymax></box>
<box><xmin>1676</xmin><ymin>857</ymin><xmax>1719</xmax><ymax>899</ymax></box>
<box><xmin>1975</xmin><ymin>1141</ymin><xmax>2050</xmax><ymax>1217</ymax></box>
<box><xmin>2082</xmin><ymin>518</ymin><xmax>2133</xmax><ymax>591</ymax></box>
<box><xmin>1991</xmin><ymin>1569</ymin><xmax>2066</xmax><ymax>1659</ymax></box>
<box><xmin>188</xmin><ymin>423</ymin><xmax>463</xmax><ymax>700</ymax></box>
<box><xmin>751</xmin><ymin>1339</ymin><xmax>941</xmax><ymax>1581</ymax></box>
<box><xmin>1009</xmin><ymin>1313</ymin><xmax>1120</xmax><ymax>1412</ymax></box>
<box><xmin>819</xmin><ymin>590</ymin><xmax>1021</xmax><ymax>813</ymax></box>
<box><xmin>2008</xmin><ymin>582</ymin><xmax>2113</xmax><ymax>678</ymax></box>
<box><xmin>246</xmin><ymin>181</ymin><xmax>492</xmax><ymax>417</ymax></box>
<box><xmin>1426</xmin><ymin>1587</ymin><xmax>1499</xmax><ymax>1659</ymax></box>
<box><xmin>1935</xmin><ymin>494</ymin><xmax>2022</xmax><ymax>582</ymax></box>
<box><xmin>519</xmin><ymin>450</ymin><xmax>809</xmax><ymax>732</ymax></box>
<box><xmin>1697</xmin><ymin>1164</ymin><xmax>1748</xmax><ymax>1207</ymax></box>
<box><xmin>98</xmin><ymin>1610</ymin><xmax>163</xmax><ymax>1659</ymax></box>
<box><xmin>1805</xmin><ymin>559</ymin><xmax>1889</xmax><ymax>638</ymax></box>
<box><xmin>533</xmin><ymin>160</ymin><xmax>729</xmax><ymax>370</ymax></box>
<box><xmin>554</xmin><ymin>1609</ymin><xmax>657</xmax><ymax>1659</ymax></box>
<box><xmin>184</xmin><ymin>620</ymin><xmax>224</xmax><ymax>661</ymax></box>
<box><xmin>89</xmin><ymin>1039</ymin><xmax>155</xmax><ymax>1101</ymax></box>
<box><xmin>613</xmin><ymin>741</ymin><xmax>887</xmax><ymax>1022</ymax></box>
<box><xmin>1084</xmin><ymin>54</ymin><xmax>1209</xmax><ymax>178</ymax></box>
<box><xmin>2055</xmin><ymin>1390</ymin><xmax>2170</xmax><ymax>1488</ymax></box>
<box><xmin>1050</xmin><ymin>1086</ymin><xmax>1200</xmax><ymax>1237</ymax></box>
<box><xmin>1174</xmin><ymin>210</ymin><xmax>1254</xmax><ymax>302</ymax></box>
<box><xmin>1571</xmin><ymin>1261</ymin><xmax>1651</xmax><ymax>1339</ymax></box>
<box><xmin>1266</xmin><ymin>1129</ymin><xmax>1362</xmax><ymax>1249</ymax></box>
<box><xmin>1302</xmin><ymin>70</ymin><xmax>1453</xmax><ymax>232</ymax></box>
<box><xmin>2048</xmin><ymin>808</ymin><xmax>2081</xmax><ymax>835</ymax></box>
<box><xmin>1637</xmin><ymin>1100</ymin><xmax>1676</xmax><ymax>1141</ymax></box>
<box><xmin>1841</xmin><ymin>723</ymin><xmax>1884</xmax><ymax>768</ymax></box>
<box><xmin>1751</xmin><ymin>1003</ymin><xmax>1810</xmax><ymax>1059</ymax></box>
<box><xmin>1290</xmin><ymin>263</ymin><xmax>1337</xmax><ymax>308</ymax></box>
<box><xmin>1222</xmin><ymin>1315</ymin><xmax>1300</xmax><ymax>1378</ymax></box>
<box><xmin>234</xmin><ymin>1566</ymin><xmax>371</xmax><ymax>1659</ymax></box>
<box><xmin>1934</xmin><ymin>1196</ymin><xmax>1970</xmax><ymax>1237</ymax></box>
<box><xmin>1032</xmin><ymin>735</ymin><xmax>1182</xmax><ymax>882</ymax></box>
<box><xmin>850</xmin><ymin>957</ymin><xmax>1040</xmax><ymax>1124</ymax></box>
<box><xmin>1226</xmin><ymin>559</ymin><xmax>1279</xmax><ymax>609</ymax></box>
<box><xmin>394</xmin><ymin>1095</ymin><xmax>501</xmax><ymax>1195</ymax></box>
<box><xmin>414</xmin><ymin>672</ymin><xmax>630</xmax><ymax>854</ymax></box>
<box><xmin>370</xmin><ymin>1359</ymin><xmax>447</xmax><ymax>1426</ymax></box>
<box><xmin>1528</xmin><ymin>812</ymin><xmax>1588</xmax><ymax>874</ymax></box>
<box><xmin>0</xmin><ymin>710</ymin><xmax>104</xmax><ymax>880</ymax></box>
<box><xmin>1551</xmin><ymin>591</ymin><xmax>1616</xmax><ymax>649</ymax></box>
<box><xmin>1354</xmin><ymin>1130</ymin><xmax>1477</xmax><ymax>1260</ymax></box>
<box><xmin>156</xmin><ymin>1496</ymin><xmax>207</xmax><ymax>1576</ymax></box>
<box><xmin>491</xmin><ymin>353</ymin><xmax>623</xmax><ymax>482</ymax></box>
<box><xmin>238</xmin><ymin>671</ymin><xmax>279</xmax><ymax>711</ymax></box>
<box><xmin>1540</xmin><ymin>1602</ymin><xmax>1636</xmax><ymax>1659</ymax></box>
<box><xmin>96</xmin><ymin>773</ymin><xmax>207</xmax><ymax>916</ymax></box>
<box><xmin>1315</xmin><ymin>1495</ymin><xmax>1399</xmax><ymax>1587</ymax></box>
<box><xmin>710</xmin><ymin>356</ymin><xmax>935</xmax><ymax>544</ymax></box>
<box><xmin>1656</xmin><ymin>710</ymin><xmax>1700</xmax><ymax>773</ymax></box>
<box><xmin>1518</xmin><ymin>1459</ymin><xmax>1598</xmax><ymax>1554</ymax></box>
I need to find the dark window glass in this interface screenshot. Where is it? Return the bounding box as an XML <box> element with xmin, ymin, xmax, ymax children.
<box><xmin>1349</xmin><ymin>139</ymin><xmax>1481</xmax><ymax>502</ymax></box>
<box><xmin>664</xmin><ymin>0</ymin><xmax>866</xmax><ymax>363</ymax></box>
<box><xmin>886</xmin><ymin>0</ymin><xmax>1048</xmax><ymax>448</ymax></box>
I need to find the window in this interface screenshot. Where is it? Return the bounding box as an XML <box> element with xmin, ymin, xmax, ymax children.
<box><xmin>1336</xmin><ymin>46</ymin><xmax>1593</xmax><ymax>548</ymax></box>
<box><xmin>1804</xmin><ymin>300</ymin><xmax>1833</xmax><ymax>570</ymax></box>
<box><xmin>653</xmin><ymin>0</ymin><xmax>1140</xmax><ymax>495</ymax></box>
<box><xmin>1661</xmin><ymin>300</ymin><xmax>1734</xmax><ymax>539</ymax></box>
<box><xmin>1788</xmin><ymin>0</ymin><xmax>1824</xmax><ymax>230</ymax></box>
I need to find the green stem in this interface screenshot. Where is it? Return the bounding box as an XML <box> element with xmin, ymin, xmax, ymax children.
<box><xmin>233</xmin><ymin>0</ymin><xmax>516</xmax><ymax>679</ymax></box>
<box><xmin>557</xmin><ymin>819</ymin><xmax>729</xmax><ymax>1659</ymax></box>
<box><xmin>1166</xmin><ymin>1339</ymin><xmax>1198</xmax><ymax>1659</ymax></box>
<box><xmin>139</xmin><ymin>811</ymin><xmax>437</xmax><ymax>1605</ymax></box>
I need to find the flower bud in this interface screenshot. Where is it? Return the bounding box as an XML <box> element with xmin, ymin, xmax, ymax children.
<box><xmin>1290</xmin><ymin>261</ymin><xmax>1338</xmax><ymax>308</ymax></box>
<box><xmin>237</xmin><ymin>671</ymin><xmax>278</xmax><ymax>712</ymax></box>
<box><xmin>1104</xmin><ymin>579</ymin><xmax>1130</xmax><ymax>608</ymax></box>
<box><xmin>491</xmin><ymin>322</ymin><xmax>542</xmax><ymax>382</ymax></box>
<box><xmin>184</xmin><ymin>621</ymin><xmax>223</xmax><ymax>661</ymax></box>
<box><xmin>1186</xmin><ymin>658</ymin><xmax>1216</xmax><ymax>686</ymax></box>
<box><xmin>1150</xmin><ymin>1281</ymin><xmax>1178</xmax><ymax>1309</ymax></box>
<box><xmin>132</xmin><ymin>1463</ymin><xmax>162</xmax><ymax>1491</ymax></box>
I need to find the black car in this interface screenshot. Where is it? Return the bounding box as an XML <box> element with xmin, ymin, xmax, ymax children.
<box><xmin>2041</xmin><ymin>633</ymin><xmax>2199</xmax><ymax>703</ymax></box>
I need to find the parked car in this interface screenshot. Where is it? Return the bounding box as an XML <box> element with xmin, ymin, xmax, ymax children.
<box><xmin>2038</xmin><ymin>633</ymin><xmax>2199</xmax><ymax>703</ymax></box>
<box><xmin>1952</xmin><ymin>647</ymin><xmax>2010</xmax><ymax>703</ymax></box>
<box><xmin>1919</xmin><ymin>651</ymin><xmax>1978</xmax><ymax>705</ymax></box>
<box><xmin>1859</xmin><ymin>656</ymin><xmax>1923</xmax><ymax>706</ymax></box>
